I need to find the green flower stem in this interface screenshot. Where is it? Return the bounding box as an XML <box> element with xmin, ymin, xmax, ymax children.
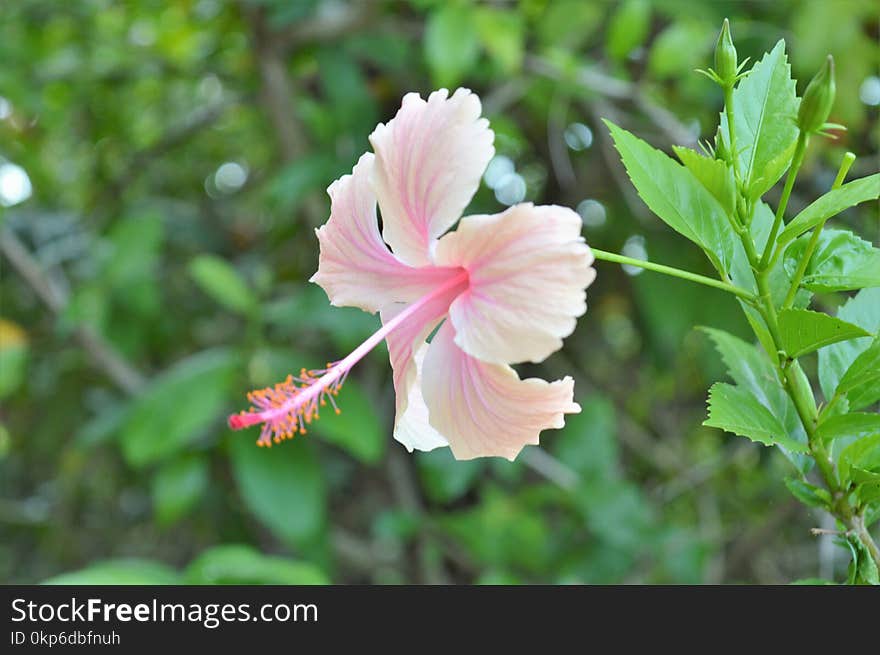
<box><xmin>780</xmin><ymin>152</ymin><xmax>856</xmax><ymax>309</ymax></box>
<box><xmin>590</xmin><ymin>249</ymin><xmax>755</xmax><ymax>300</ymax></box>
<box><xmin>831</xmin><ymin>151</ymin><xmax>858</xmax><ymax>189</ymax></box>
<box><xmin>724</xmin><ymin>95</ymin><xmax>880</xmax><ymax>566</ymax></box>
<box><xmin>780</xmin><ymin>216</ymin><xmax>820</xmax><ymax>309</ymax></box>
<box><xmin>723</xmin><ymin>86</ymin><xmax>744</xmax><ymax>221</ymax></box>
<box><xmin>759</xmin><ymin>131</ymin><xmax>808</xmax><ymax>269</ymax></box>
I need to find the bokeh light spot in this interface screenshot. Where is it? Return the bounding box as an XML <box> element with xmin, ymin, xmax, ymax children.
<box><xmin>563</xmin><ymin>122</ymin><xmax>593</xmax><ymax>151</ymax></box>
<box><xmin>622</xmin><ymin>235</ymin><xmax>647</xmax><ymax>276</ymax></box>
<box><xmin>0</xmin><ymin>162</ymin><xmax>33</xmax><ymax>207</ymax></box>
<box><xmin>494</xmin><ymin>172</ymin><xmax>526</xmax><ymax>205</ymax></box>
<box><xmin>214</xmin><ymin>161</ymin><xmax>248</xmax><ymax>194</ymax></box>
<box><xmin>859</xmin><ymin>76</ymin><xmax>880</xmax><ymax>106</ymax></box>
<box><xmin>577</xmin><ymin>199</ymin><xmax>607</xmax><ymax>227</ymax></box>
<box><xmin>483</xmin><ymin>155</ymin><xmax>515</xmax><ymax>189</ymax></box>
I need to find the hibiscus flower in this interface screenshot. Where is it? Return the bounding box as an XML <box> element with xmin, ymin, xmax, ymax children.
<box><xmin>229</xmin><ymin>88</ymin><xmax>596</xmax><ymax>460</ymax></box>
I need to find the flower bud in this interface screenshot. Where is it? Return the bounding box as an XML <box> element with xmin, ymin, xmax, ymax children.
<box><xmin>714</xmin><ymin>19</ymin><xmax>738</xmax><ymax>87</ymax></box>
<box><xmin>797</xmin><ymin>55</ymin><xmax>836</xmax><ymax>134</ymax></box>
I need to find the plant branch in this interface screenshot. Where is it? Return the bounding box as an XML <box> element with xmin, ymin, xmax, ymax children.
<box><xmin>725</xmin><ymin>96</ymin><xmax>880</xmax><ymax>566</ymax></box>
<box><xmin>781</xmin><ymin>151</ymin><xmax>856</xmax><ymax>309</ymax></box>
<box><xmin>0</xmin><ymin>227</ymin><xmax>146</xmax><ymax>394</ymax></box>
<box><xmin>591</xmin><ymin>248</ymin><xmax>755</xmax><ymax>300</ymax></box>
<box><xmin>760</xmin><ymin>131</ymin><xmax>808</xmax><ymax>268</ymax></box>
<box><xmin>747</xmin><ymin>234</ymin><xmax>880</xmax><ymax>569</ymax></box>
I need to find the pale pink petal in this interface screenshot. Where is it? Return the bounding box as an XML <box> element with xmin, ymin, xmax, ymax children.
<box><xmin>421</xmin><ymin>322</ymin><xmax>581</xmax><ymax>461</ymax></box>
<box><xmin>380</xmin><ymin>274</ymin><xmax>467</xmax><ymax>452</ymax></box>
<box><xmin>369</xmin><ymin>88</ymin><xmax>495</xmax><ymax>266</ymax></box>
<box><xmin>310</xmin><ymin>153</ymin><xmax>458</xmax><ymax>313</ymax></box>
<box><xmin>391</xmin><ymin>344</ymin><xmax>448</xmax><ymax>452</ymax></box>
<box><xmin>434</xmin><ymin>203</ymin><xmax>596</xmax><ymax>365</ymax></box>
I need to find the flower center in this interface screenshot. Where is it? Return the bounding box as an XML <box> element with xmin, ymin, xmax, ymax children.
<box><xmin>228</xmin><ymin>268</ymin><xmax>469</xmax><ymax>446</ymax></box>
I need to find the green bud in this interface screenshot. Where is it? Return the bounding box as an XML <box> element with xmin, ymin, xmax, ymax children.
<box><xmin>797</xmin><ymin>55</ymin><xmax>836</xmax><ymax>134</ymax></box>
<box><xmin>788</xmin><ymin>362</ymin><xmax>819</xmax><ymax>419</ymax></box>
<box><xmin>714</xmin><ymin>18</ymin><xmax>738</xmax><ymax>87</ymax></box>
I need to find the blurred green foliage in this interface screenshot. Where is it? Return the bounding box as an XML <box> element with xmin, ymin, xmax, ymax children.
<box><xmin>1</xmin><ymin>0</ymin><xmax>877</xmax><ymax>584</ymax></box>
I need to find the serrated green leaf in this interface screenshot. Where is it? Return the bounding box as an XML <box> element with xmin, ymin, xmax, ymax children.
<box><xmin>704</xmin><ymin>382</ymin><xmax>809</xmax><ymax>453</ymax></box>
<box><xmin>778</xmin><ymin>308</ymin><xmax>871</xmax><ymax>359</ymax></box>
<box><xmin>701</xmin><ymin>327</ymin><xmax>810</xmax><ymax>463</ymax></box>
<box><xmin>721</xmin><ymin>40</ymin><xmax>799</xmax><ymax>198</ymax></box>
<box><xmin>184</xmin><ymin>545</ymin><xmax>328</xmax><ymax>585</ymax></box>
<box><xmin>839</xmin><ymin>434</ymin><xmax>880</xmax><ymax>485</ymax></box>
<box><xmin>855</xmin><ymin>472</ymin><xmax>880</xmax><ymax>505</ymax></box>
<box><xmin>838</xmin><ymin>338</ymin><xmax>880</xmax><ymax>392</ymax></box>
<box><xmin>311</xmin><ymin>379</ymin><xmax>385</xmax><ymax>464</ymax></box>
<box><xmin>846</xmin><ymin>536</ymin><xmax>880</xmax><ymax>585</ymax></box>
<box><xmin>852</xmin><ymin>467</ymin><xmax>880</xmax><ymax>485</ymax></box>
<box><xmin>605</xmin><ymin>120</ymin><xmax>734</xmax><ymax>272</ymax></box>
<box><xmin>835</xmin><ymin>338</ymin><xmax>880</xmax><ymax>410</ymax></box>
<box><xmin>784</xmin><ymin>229</ymin><xmax>880</xmax><ymax>293</ymax></box>
<box><xmin>424</xmin><ymin>5</ymin><xmax>479</xmax><ymax>87</ymax></box>
<box><xmin>700</xmin><ymin>327</ymin><xmax>777</xmax><ymax>391</ymax></box>
<box><xmin>43</xmin><ymin>559</ymin><xmax>180</xmax><ymax>585</ymax></box>
<box><xmin>673</xmin><ymin>146</ymin><xmax>736</xmax><ymax>216</ymax></box>
<box><xmin>606</xmin><ymin>0</ymin><xmax>650</xmax><ymax>62</ymax></box>
<box><xmin>121</xmin><ymin>349</ymin><xmax>237</xmax><ymax>468</ymax></box>
<box><xmin>819</xmin><ymin>289</ymin><xmax>880</xmax><ymax>401</ymax></box>
<box><xmin>189</xmin><ymin>255</ymin><xmax>256</xmax><ymax>315</ymax></box>
<box><xmin>229</xmin><ymin>436</ymin><xmax>326</xmax><ymax>546</ymax></box>
<box><xmin>778</xmin><ymin>174</ymin><xmax>880</xmax><ymax>245</ymax></box>
<box><xmin>152</xmin><ymin>455</ymin><xmax>209</xmax><ymax>527</ymax></box>
<box><xmin>784</xmin><ymin>477</ymin><xmax>832</xmax><ymax>508</ymax></box>
<box><xmin>817</xmin><ymin>413</ymin><xmax>880</xmax><ymax>444</ymax></box>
